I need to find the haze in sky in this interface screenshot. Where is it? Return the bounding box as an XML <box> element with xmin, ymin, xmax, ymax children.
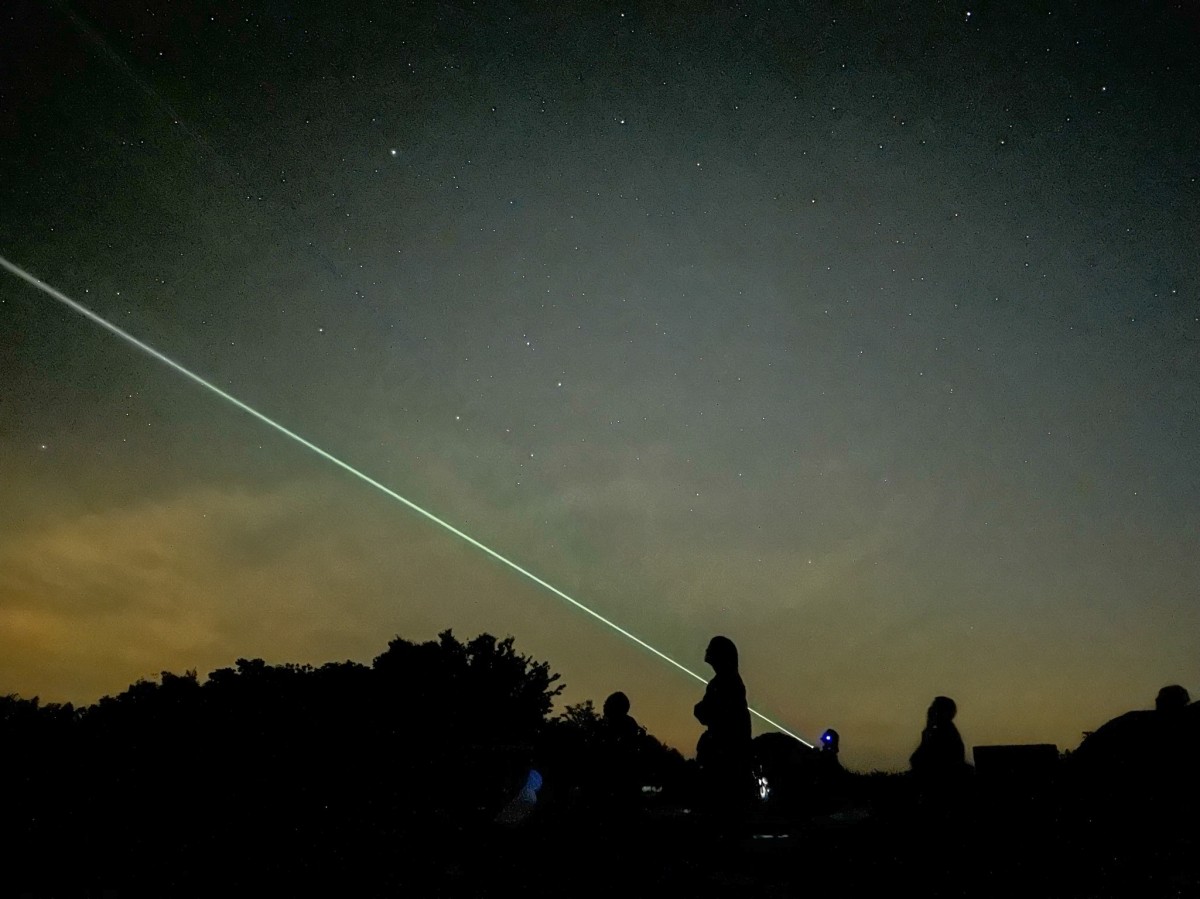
<box><xmin>1</xmin><ymin>0</ymin><xmax>1197</xmax><ymax>771</ymax></box>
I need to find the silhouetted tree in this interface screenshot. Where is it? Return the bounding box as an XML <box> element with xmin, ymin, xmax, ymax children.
<box><xmin>0</xmin><ymin>630</ymin><xmax>570</xmax><ymax>893</ymax></box>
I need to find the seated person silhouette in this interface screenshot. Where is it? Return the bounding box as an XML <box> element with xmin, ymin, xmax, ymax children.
<box><xmin>909</xmin><ymin>696</ymin><xmax>970</xmax><ymax>803</ymax></box>
<box><xmin>597</xmin><ymin>691</ymin><xmax>644</xmax><ymax>811</ymax></box>
<box><xmin>1072</xmin><ymin>684</ymin><xmax>1197</xmax><ymax>814</ymax></box>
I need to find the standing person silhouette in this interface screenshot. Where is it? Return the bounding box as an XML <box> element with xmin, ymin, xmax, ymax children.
<box><xmin>693</xmin><ymin>636</ymin><xmax>753</xmax><ymax>832</ymax></box>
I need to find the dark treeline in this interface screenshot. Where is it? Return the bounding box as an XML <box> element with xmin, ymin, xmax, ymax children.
<box><xmin>4</xmin><ymin>635</ymin><xmax>1200</xmax><ymax>898</ymax></box>
<box><xmin>1</xmin><ymin>631</ymin><xmax>681</xmax><ymax>896</ymax></box>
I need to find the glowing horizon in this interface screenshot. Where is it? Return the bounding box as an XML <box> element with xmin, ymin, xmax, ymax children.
<box><xmin>0</xmin><ymin>253</ymin><xmax>812</xmax><ymax>747</ymax></box>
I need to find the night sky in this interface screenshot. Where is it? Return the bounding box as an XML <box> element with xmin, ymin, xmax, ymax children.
<box><xmin>1</xmin><ymin>0</ymin><xmax>1197</xmax><ymax>771</ymax></box>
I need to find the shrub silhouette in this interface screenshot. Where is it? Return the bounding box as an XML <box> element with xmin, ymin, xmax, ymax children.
<box><xmin>0</xmin><ymin>630</ymin><xmax>564</xmax><ymax>893</ymax></box>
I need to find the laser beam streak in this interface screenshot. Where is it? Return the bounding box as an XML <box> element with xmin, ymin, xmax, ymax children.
<box><xmin>0</xmin><ymin>254</ymin><xmax>811</xmax><ymax>746</ymax></box>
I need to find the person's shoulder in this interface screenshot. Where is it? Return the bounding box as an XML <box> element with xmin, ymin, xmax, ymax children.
<box><xmin>1075</xmin><ymin>708</ymin><xmax>1154</xmax><ymax>759</ymax></box>
<box><xmin>1093</xmin><ymin>709</ymin><xmax>1154</xmax><ymax>739</ymax></box>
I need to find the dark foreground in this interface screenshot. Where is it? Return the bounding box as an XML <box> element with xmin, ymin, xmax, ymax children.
<box><xmin>7</xmin><ymin>641</ymin><xmax>1198</xmax><ymax>897</ymax></box>
<box><xmin>413</xmin><ymin>799</ymin><xmax>1200</xmax><ymax>899</ymax></box>
<box><xmin>13</xmin><ymin>792</ymin><xmax>1199</xmax><ymax>899</ymax></box>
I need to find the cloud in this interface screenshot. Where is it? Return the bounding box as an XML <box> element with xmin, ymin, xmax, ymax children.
<box><xmin>0</xmin><ymin>479</ymin><xmax>424</xmax><ymax>701</ymax></box>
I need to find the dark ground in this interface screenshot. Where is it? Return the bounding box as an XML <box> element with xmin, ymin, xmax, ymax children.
<box><xmin>443</xmin><ymin>798</ymin><xmax>1200</xmax><ymax>899</ymax></box>
<box><xmin>19</xmin><ymin>794</ymin><xmax>1191</xmax><ymax>899</ymax></box>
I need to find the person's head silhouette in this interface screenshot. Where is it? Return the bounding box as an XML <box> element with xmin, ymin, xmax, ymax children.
<box><xmin>704</xmin><ymin>636</ymin><xmax>739</xmax><ymax>674</ymax></box>
<box><xmin>1156</xmin><ymin>685</ymin><xmax>1190</xmax><ymax>712</ymax></box>
<box><xmin>603</xmin><ymin>691</ymin><xmax>631</xmax><ymax>719</ymax></box>
<box><xmin>928</xmin><ymin>696</ymin><xmax>957</xmax><ymax>727</ymax></box>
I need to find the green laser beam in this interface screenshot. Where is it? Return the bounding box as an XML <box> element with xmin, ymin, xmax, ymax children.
<box><xmin>0</xmin><ymin>254</ymin><xmax>811</xmax><ymax>746</ymax></box>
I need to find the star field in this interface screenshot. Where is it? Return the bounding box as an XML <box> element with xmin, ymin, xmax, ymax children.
<box><xmin>0</xmin><ymin>0</ymin><xmax>1197</xmax><ymax>770</ymax></box>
